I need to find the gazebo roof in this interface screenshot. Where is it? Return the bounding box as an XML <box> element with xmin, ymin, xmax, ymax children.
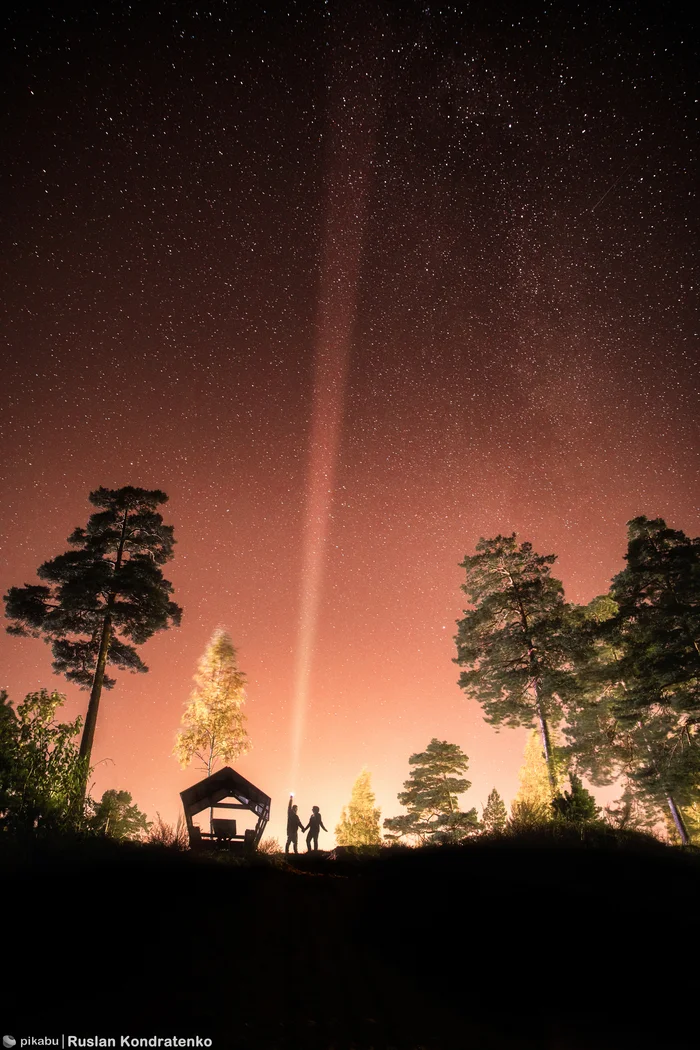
<box><xmin>180</xmin><ymin>766</ymin><xmax>271</xmax><ymax>821</ymax></box>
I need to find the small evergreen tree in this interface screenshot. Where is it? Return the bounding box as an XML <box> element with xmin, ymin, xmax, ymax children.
<box><xmin>383</xmin><ymin>738</ymin><xmax>479</xmax><ymax>844</ymax></box>
<box><xmin>174</xmin><ymin>628</ymin><xmax>250</xmax><ymax>777</ymax></box>
<box><xmin>551</xmin><ymin>773</ymin><xmax>601</xmax><ymax>824</ymax></box>
<box><xmin>481</xmin><ymin>788</ymin><xmax>507</xmax><ymax>834</ymax></box>
<box><xmin>4</xmin><ymin>487</ymin><xmax>182</xmax><ymax>782</ymax></box>
<box><xmin>89</xmin><ymin>789</ymin><xmax>151</xmax><ymax>840</ymax></box>
<box><xmin>335</xmin><ymin>769</ymin><xmax>382</xmax><ymax>846</ymax></box>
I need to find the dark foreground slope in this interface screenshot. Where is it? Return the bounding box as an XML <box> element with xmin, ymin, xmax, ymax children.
<box><xmin>2</xmin><ymin>833</ymin><xmax>698</xmax><ymax>1049</ymax></box>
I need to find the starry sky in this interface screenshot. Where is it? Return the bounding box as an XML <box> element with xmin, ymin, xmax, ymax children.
<box><xmin>1</xmin><ymin>1</ymin><xmax>697</xmax><ymax>845</ymax></box>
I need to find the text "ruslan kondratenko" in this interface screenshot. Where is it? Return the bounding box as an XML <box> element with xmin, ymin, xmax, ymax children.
<box><xmin>65</xmin><ymin>1039</ymin><xmax>213</xmax><ymax>1047</ymax></box>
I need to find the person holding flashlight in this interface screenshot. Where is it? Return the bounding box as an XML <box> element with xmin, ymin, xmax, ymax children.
<box><xmin>285</xmin><ymin>794</ymin><xmax>304</xmax><ymax>854</ymax></box>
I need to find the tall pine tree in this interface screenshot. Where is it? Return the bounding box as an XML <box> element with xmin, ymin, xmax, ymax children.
<box><xmin>563</xmin><ymin>519</ymin><xmax>700</xmax><ymax>843</ymax></box>
<box><xmin>4</xmin><ymin>487</ymin><xmax>181</xmax><ymax>781</ymax></box>
<box><xmin>606</xmin><ymin>517</ymin><xmax>700</xmax><ymax>844</ymax></box>
<box><xmin>454</xmin><ymin>534</ymin><xmax>575</xmax><ymax>791</ymax></box>
<box><xmin>335</xmin><ymin>769</ymin><xmax>381</xmax><ymax>846</ymax></box>
<box><xmin>561</xmin><ymin>594</ymin><xmax>664</xmax><ymax>835</ymax></box>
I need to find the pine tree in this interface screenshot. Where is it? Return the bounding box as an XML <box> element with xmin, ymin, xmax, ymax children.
<box><xmin>481</xmin><ymin>788</ymin><xmax>507</xmax><ymax>834</ymax></box>
<box><xmin>551</xmin><ymin>773</ymin><xmax>601</xmax><ymax>824</ymax></box>
<box><xmin>335</xmin><ymin>769</ymin><xmax>382</xmax><ymax>846</ymax></box>
<box><xmin>4</xmin><ymin>487</ymin><xmax>182</xmax><ymax>782</ymax></box>
<box><xmin>454</xmin><ymin>535</ymin><xmax>576</xmax><ymax>792</ymax></box>
<box><xmin>606</xmin><ymin>517</ymin><xmax>700</xmax><ymax>844</ymax></box>
<box><xmin>174</xmin><ymin>628</ymin><xmax>250</xmax><ymax>777</ymax></box>
<box><xmin>603</xmin><ymin>784</ymin><xmax>660</xmax><ymax>835</ymax></box>
<box><xmin>667</xmin><ymin>795</ymin><xmax>700</xmax><ymax>845</ymax></box>
<box><xmin>561</xmin><ymin>593</ymin><xmax>662</xmax><ymax>837</ymax></box>
<box><xmin>89</xmin><ymin>789</ymin><xmax>151</xmax><ymax>840</ymax></box>
<box><xmin>565</xmin><ymin>519</ymin><xmax>700</xmax><ymax>845</ymax></box>
<box><xmin>559</xmin><ymin>595</ymin><xmax>626</xmax><ymax>787</ymax></box>
<box><xmin>383</xmin><ymin>738</ymin><xmax>479</xmax><ymax>844</ymax></box>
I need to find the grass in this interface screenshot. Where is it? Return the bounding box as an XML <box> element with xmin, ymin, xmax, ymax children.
<box><xmin>2</xmin><ymin>828</ymin><xmax>698</xmax><ymax>1049</ymax></box>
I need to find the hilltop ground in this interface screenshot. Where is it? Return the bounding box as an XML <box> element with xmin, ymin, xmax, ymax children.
<box><xmin>3</xmin><ymin>831</ymin><xmax>698</xmax><ymax>1050</ymax></box>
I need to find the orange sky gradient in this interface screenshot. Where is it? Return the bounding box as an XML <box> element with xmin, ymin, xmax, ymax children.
<box><xmin>0</xmin><ymin>3</ymin><xmax>696</xmax><ymax>846</ymax></box>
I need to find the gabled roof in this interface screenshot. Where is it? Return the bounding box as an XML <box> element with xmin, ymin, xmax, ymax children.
<box><xmin>180</xmin><ymin>766</ymin><xmax>271</xmax><ymax>820</ymax></box>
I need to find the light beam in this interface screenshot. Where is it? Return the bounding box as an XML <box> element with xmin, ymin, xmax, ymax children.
<box><xmin>290</xmin><ymin>21</ymin><xmax>381</xmax><ymax>790</ymax></box>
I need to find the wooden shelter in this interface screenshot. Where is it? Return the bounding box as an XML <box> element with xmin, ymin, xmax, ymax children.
<box><xmin>180</xmin><ymin>766</ymin><xmax>271</xmax><ymax>852</ymax></box>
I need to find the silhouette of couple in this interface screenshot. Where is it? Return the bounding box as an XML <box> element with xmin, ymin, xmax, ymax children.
<box><xmin>286</xmin><ymin>795</ymin><xmax>327</xmax><ymax>854</ymax></box>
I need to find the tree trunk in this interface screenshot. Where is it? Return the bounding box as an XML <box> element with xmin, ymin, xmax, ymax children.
<box><xmin>633</xmin><ymin>720</ymin><xmax>691</xmax><ymax>846</ymax></box>
<box><xmin>666</xmin><ymin>794</ymin><xmax>690</xmax><ymax>846</ymax></box>
<box><xmin>78</xmin><ymin>509</ymin><xmax>129</xmax><ymax>794</ymax></box>
<box><xmin>509</xmin><ymin>573</ymin><xmax>559</xmax><ymax>796</ymax></box>
<box><xmin>534</xmin><ymin>691</ymin><xmax>558</xmax><ymax>795</ymax></box>
<box><xmin>208</xmin><ymin>752</ymin><xmax>214</xmax><ymax>836</ymax></box>
<box><xmin>79</xmin><ymin>611</ymin><xmax>113</xmax><ymax>768</ymax></box>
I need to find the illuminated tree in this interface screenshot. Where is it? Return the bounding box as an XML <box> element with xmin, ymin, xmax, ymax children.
<box><xmin>454</xmin><ymin>535</ymin><xmax>576</xmax><ymax>792</ymax></box>
<box><xmin>481</xmin><ymin>788</ymin><xmax>507</xmax><ymax>834</ymax></box>
<box><xmin>510</xmin><ymin>729</ymin><xmax>560</xmax><ymax>826</ymax></box>
<box><xmin>89</xmin><ymin>789</ymin><xmax>151</xmax><ymax>840</ymax></box>
<box><xmin>0</xmin><ymin>688</ymin><xmax>89</xmax><ymax>834</ymax></box>
<box><xmin>4</xmin><ymin>487</ymin><xmax>182</xmax><ymax>784</ymax></box>
<box><xmin>174</xmin><ymin>628</ymin><xmax>250</xmax><ymax>778</ymax></box>
<box><xmin>383</xmin><ymin>738</ymin><xmax>479</xmax><ymax>844</ymax></box>
<box><xmin>335</xmin><ymin>769</ymin><xmax>381</xmax><ymax>846</ymax></box>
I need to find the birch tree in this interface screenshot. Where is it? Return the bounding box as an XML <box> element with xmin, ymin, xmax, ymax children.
<box><xmin>174</xmin><ymin>628</ymin><xmax>250</xmax><ymax>777</ymax></box>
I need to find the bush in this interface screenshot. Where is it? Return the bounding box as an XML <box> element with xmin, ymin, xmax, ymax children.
<box><xmin>257</xmin><ymin>836</ymin><xmax>281</xmax><ymax>854</ymax></box>
<box><xmin>147</xmin><ymin>814</ymin><xmax>189</xmax><ymax>850</ymax></box>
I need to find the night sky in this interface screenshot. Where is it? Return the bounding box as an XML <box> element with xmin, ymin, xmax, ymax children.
<box><xmin>1</xmin><ymin>2</ymin><xmax>697</xmax><ymax>845</ymax></box>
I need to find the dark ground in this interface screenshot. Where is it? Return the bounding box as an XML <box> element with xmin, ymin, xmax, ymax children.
<box><xmin>3</xmin><ymin>832</ymin><xmax>698</xmax><ymax>1049</ymax></box>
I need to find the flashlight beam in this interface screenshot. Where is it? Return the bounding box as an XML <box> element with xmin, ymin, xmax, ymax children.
<box><xmin>290</xmin><ymin>20</ymin><xmax>381</xmax><ymax>789</ymax></box>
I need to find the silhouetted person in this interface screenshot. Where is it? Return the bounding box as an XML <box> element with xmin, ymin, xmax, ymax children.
<box><xmin>286</xmin><ymin>795</ymin><xmax>304</xmax><ymax>854</ymax></box>
<box><xmin>305</xmin><ymin>806</ymin><xmax>327</xmax><ymax>851</ymax></box>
